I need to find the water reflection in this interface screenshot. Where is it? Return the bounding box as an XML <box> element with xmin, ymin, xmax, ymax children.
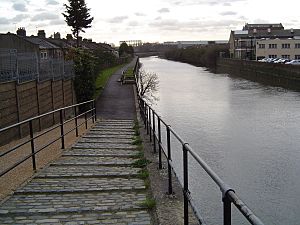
<box><xmin>141</xmin><ymin>56</ymin><xmax>300</xmax><ymax>225</ymax></box>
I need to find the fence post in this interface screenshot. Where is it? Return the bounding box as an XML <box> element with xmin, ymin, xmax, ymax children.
<box><xmin>29</xmin><ymin>120</ymin><xmax>36</xmax><ymax>171</ymax></box>
<box><xmin>158</xmin><ymin>117</ymin><xmax>162</xmax><ymax>169</ymax></box>
<box><xmin>183</xmin><ymin>144</ymin><xmax>189</xmax><ymax>225</ymax></box>
<box><xmin>60</xmin><ymin>109</ymin><xmax>65</xmax><ymax>149</ymax></box>
<box><xmin>223</xmin><ymin>193</ymin><xmax>232</xmax><ymax>225</ymax></box>
<box><xmin>74</xmin><ymin>106</ymin><xmax>78</xmax><ymax>137</ymax></box>
<box><xmin>167</xmin><ymin>126</ymin><xmax>173</xmax><ymax>194</ymax></box>
<box><xmin>144</xmin><ymin>102</ymin><xmax>147</xmax><ymax>129</ymax></box>
<box><xmin>152</xmin><ymin>111</ymin><xmax>156</xmax><ymax>153</ymax></box>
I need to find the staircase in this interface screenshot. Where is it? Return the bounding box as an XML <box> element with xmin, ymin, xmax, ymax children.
<box><xmin>0</xmin><ymin>119</ymin><xmax>152</xmax><ymax>224</ymax></box>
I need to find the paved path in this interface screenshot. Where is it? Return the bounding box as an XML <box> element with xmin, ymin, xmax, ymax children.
<box><xmin>96</xmin><ymin>58</ymin><xmax>137</xmax><ymax>120</ymax></box>
<box><xmin>0</xmin><ymin>119</ymin><xmax>152</xmax><ymax>224</ymax></box>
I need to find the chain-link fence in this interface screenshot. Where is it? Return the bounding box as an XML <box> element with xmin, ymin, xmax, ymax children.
<box><xmin>0</xmin><ymin>49</ymin><xmax>75</xmax><ymax>83</ymax></box>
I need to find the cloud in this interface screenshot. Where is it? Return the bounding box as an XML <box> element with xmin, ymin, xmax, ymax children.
<box><xmin>46</xmin><ymin>0</ymin><xmax>59</xmax><ymax>5</ymax></box>
<box><xmin>0</xmin><ymin>17</ymin><xmax>10</xmax><ymax>25</ymax></box>
<box><xmin>155</xmin><ymin>16</ymin><xmax>162</xmax><ymax>20</ymax></box>
<box><xmin>107</xmin><ymin>16</ymin><xmax>128</xmax><ymax>23</ymax></box>
<box><xmin>135</xmin><ymin>12</ymin><xmax>146</xmax><ymax>17</ymax></box>
<box><xmin>12</xmin><ymin>3</ymin><xmax>27</xmax><ymax>12</ymax></box>
<box><xmin>158</xmin><ymin>8</ymin><xmax>170</xmax><ymax>13</ymax></box>
<box><xmin>128</xmin><ymin>21</ymin><xmax>139</xmax><ymax>26</ymax></box>
<box><xmin>49</xmin><ymin>19</ymin><xmax>65</xmax><ymax>25</ymax></box>
<box><xmin>149</xmin><ymin>18</ymin><xmax>243</xmax><ymax>33</ymax></box>
<box><xmin>220</xmin><ymin>11</ymin><xmax>237</xmax><ymax>16</ymax></box>
<box><xmin>166</xmin><ymin>0</ymin><xmax>246</xmax><ymax>6</ymax></box>
<box><xmin>31</xmin><ymin>12</ymin><xmax>59</xmax><ymax>21</ymax></box>
<box><xmin>11</xmin><ymin>14</ymin><xmax>30</xmax><ymax>23</ymax></box>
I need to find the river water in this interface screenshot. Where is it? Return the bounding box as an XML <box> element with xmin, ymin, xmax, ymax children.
<box><xmin>140</xmin><ymin>57</ymin><xmax>300</xmax><ymax>225</ymax></box>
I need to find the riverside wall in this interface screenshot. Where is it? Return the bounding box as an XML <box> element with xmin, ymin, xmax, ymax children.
<box><xmin>0</xmin><ymin>79</ymin><xmax>75</xmax><ymax>145</ymax></box>
<box><xmin>216</xmin><ymin>58</ymin><xmax>300</xmax><ymax>90</ymax></box>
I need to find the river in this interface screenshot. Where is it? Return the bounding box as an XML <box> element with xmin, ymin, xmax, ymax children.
<box><xmin>140</xmin><ymin>56</ymin><xmax>300</xmax><ymax>225</ymax></box>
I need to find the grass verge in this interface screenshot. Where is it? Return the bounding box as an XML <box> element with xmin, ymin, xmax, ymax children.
<box><xmin>94</xmin><ymin>64</ymin><xmax>126</xmax><ymax>98</ymax></box>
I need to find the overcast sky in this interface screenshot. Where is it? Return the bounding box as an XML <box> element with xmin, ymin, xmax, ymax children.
<box><xmin>0</xmin><ymin>0</ymin><xmax>300</xmax><ymax>45</ymax></box>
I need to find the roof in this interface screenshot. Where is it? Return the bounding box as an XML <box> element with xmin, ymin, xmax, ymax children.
<box><xmin>46</xmin><ymin>38</ymin><xmax>73</xmax><ymax>49</ymax></box>
<box><xmin>243</xmin><ymin>23</ymin><xmax>284</xmax><ymax>30</ymax></box>
<box><xmin>25</xmin><ymin>37</ymin><xmax>60</xmax><ymax>49</ymax></box>
<box><xmin>232</xmin><ymin>29</ymin><xmax>300</xmax><ymax>39</ymax></box>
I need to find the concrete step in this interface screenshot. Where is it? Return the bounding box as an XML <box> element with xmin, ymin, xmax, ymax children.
<box><xmin>15</xmin><ymin>178</ymin><xmax>145</xmax><ymax>194</ymax></box>
<box><xmin>62</xmin><ymin>148</ymin><xmax>139</xmax><ymax>157</ymax></box>
<box><xmin>52</xmin><ymin>156</ymin><xmax>136</xmax><ymax>166</ymax></box>
<box><xmin>73</xmin><ymin>142</ymin><xmax>137</xmax><ymax>149</ymax></box>
<box><xmin>0</xmin><ymin>210</ymin><xmax>151</xmax><ymax>225</ymax></box>
<box><xmin>84</xmin><ymin>134</ymin><xmax>134</xmax><ymax>139</ymax></box>
<box><xmin>78</xmin><ymin>138</ymin><xmax>134</xmax><ymax>144</ymax></box>
<box><xmin>36</xmin><ymin>166</ymin><xmax>141</xmax><ymax>178</ymax></box>
<box><xmin>0</xmin><ymin>191</ymin><xmax>146</xmax><ymax>215</ymax></box>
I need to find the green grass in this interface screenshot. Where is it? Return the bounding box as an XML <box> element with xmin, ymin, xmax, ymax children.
<box><xmin>137</xmin><ymin>169</ymin><xmax>149</xmax><ymax>179</ymax></box>
<box><xmin>132</xmin><ymin>136</ymin><xmax>143</xmax><ymax>145</ymax></box>
<box><xmin>139</xmin><ymin>197</ymin><xmax>156</xmax><ymax>209</ymax></box>
<box><xmin>94</xmin><ymin>64</ymin><xmax>126</xmax><ymax>98</ymax></box>
<box><xmin>124</xmin><ymin>67</ymin><xmax>134</xmax><ymax>78</ymax></box>
<box><xmin>132</xmin><ymin>158</ymin><xmax>151</xmax><ymax>168</ymax></box>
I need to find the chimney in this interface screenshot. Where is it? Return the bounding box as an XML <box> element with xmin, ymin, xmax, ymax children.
<box><xmin>54</xmin><ymin>32</ymin><xmax>61</xmax><ymax>39</ymax></box>
<box><xmin>66</xmin><ymin>34</ymin><xmax>73</xmax><ymax>40</ymax></box>
<box><xmin>37</xmin><ymin>30</ymin><xmax>46</xmax><ymax>38</ymax></box>
<box><xmin>16</xmin><ymin>27</ymin><xmax>26</xmax><ymax>37</ymax></box>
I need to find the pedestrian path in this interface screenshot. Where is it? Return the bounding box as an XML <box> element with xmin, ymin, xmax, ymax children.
<box><xmin>0</xmin><ymin>119</ymin><xmax>152</xmax><ymax>225</ymax></box>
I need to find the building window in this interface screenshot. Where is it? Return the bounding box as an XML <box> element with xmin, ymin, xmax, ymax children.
<box><xmin>295</xmin><ymin>55</ymin><xmax>300</xmax><ymax>59</ymax></box>
<box><xmin>40</xmin><ymin>51</ymin><xmax>47</xmax><ymax>59</ymax></box>
<box><xmin>295</xmin><ymin>43</ymin><xmax>300</xmax><ymax>48</ymax></box>
<box><xmin>258</xmin><ymin>44</ymin><xmax>265</xmax><ymax>49</ymax></box>
<box><xmin>269</xmin><ymin>44</ymin><xmax>277</xmax><ymax>49</ymax></box>
<box><xmin>281</xmin><ymin>55</ymin><xmax>290</xmax><ymax>59</ymax></box>
<box><xmin>269</xmin><ymin>55</ymin><xmax>277</xmax><ymax>58</ymax></box>
<box><xmin>282</xmin><ymin>43</ymin><xmax>290</xmax><ymax>49</ymax></box>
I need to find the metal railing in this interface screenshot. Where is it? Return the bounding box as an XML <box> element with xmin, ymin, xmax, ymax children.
<box><xmin>134</xmin><ymin>56</ymin><xmax>264</xmax><ymax>225</ymax></box>
<box><xmin>0</xmin><ymin>100</ymin><xmax>96</xmax><ymax>177</ymax></box>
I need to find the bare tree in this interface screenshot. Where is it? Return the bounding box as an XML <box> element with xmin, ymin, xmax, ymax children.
<box><xmin>136</xmin><ymin>69</ymin><xmax>159</xmax><ymax>103</ymax></box>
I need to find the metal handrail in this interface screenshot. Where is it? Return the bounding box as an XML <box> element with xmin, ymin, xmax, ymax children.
<box><xmin>0</xmin><ymin>99</ymin><xmax>96</xmax><ymax>177</ymax></box>
<box><xmin>134</xmin><ymin>56</ymin><xmax>264</xmax><ymax>225</ymax></box>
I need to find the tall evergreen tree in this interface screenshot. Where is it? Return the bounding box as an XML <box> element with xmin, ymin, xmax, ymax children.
<box><xmin>62</xmin><ymin>0</ymin><xmax>94</xmax><ymax>47</ymax></box>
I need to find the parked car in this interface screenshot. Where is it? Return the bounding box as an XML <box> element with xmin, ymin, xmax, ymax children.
<box><xmin>285</xmin><ymin>60</ymin><xmax>300</xmax><ymax>65</ymax></box>
<box><xmin>274</xmin><ymin>58</ymin><xmax>290</xmax><ymax>64</ymax></box>
<box><xmin>258</xmin><ymin>58</ymin><xmax>268</xmax><ymax>62</ymax></box>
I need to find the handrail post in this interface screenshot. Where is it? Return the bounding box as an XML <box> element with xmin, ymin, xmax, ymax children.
<box><xmin>149</xmin><ymin>107</ymin><xmax>152</xmax><ymax>142</ymax></box>
<box><xmin>223</xmin><ymin>192</ymin><xmax>232</xmax><ymax>225</ymax></box>
<box><xmin>183</xmin><ymin>144</ymin><xmax>189</xmax><ymax>225</ymax></box>
<box><xmin>167</xmin><ymin>126</ymin><xmax>173</xmax><ymax>194</ymax></box>
<box><xmin>74</xmin><ymin>106</ymin><xmax>78</xmax><ymax>137</ymax></box>
<box><xmin>29</xmin><ymin>120</ymin><xmax>36</xmax><ymax>171</ymax></box>
<box><xmin>60</xmin><ymin>109</ymin><xmax>65</xmax><ymax>149</ymax></box>
<box><xmin>92</xmin><ymin>101</ymin><xmax>95</xmax><ymax>123</ymax></box>
<box><xmin>152</xmin><ymin>111</ymin><xmax>156</xmax><ymax>153</ymax></box>
<box><xmin>94</xmin><ymin>99</ymin><xmax>97</xmax><ymax>121</ymax></box>
<box><xmin>85</xmin><ymin>111</ymin><xmax>88</xmax><ymax>129</ymax></box>
<box><xmin>146</xmin><ymin>105</ymin><xmax>149</xmax><ymax>134</ymax></box>
<box><xmin>158</xmin><ymin>117</ymin><xmax>162</xmax><ymax>169</ymax></box>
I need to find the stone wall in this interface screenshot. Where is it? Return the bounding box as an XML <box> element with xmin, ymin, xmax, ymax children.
<box><xmin>0</xmin><ymin>79</ymin><xmax>75</xmax><ymax>145</ymax></box>
<box><xmin>216</xmin><ymin>58</ymin><xmax>300</xmax><ymax>90</ymax></box>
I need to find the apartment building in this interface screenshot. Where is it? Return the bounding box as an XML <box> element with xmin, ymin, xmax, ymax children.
<box><xmin>256</xmin><ymin>38</ymin><xmax>300</xmax><ymax>60</ymax></box>
<box><xmin>229</xmin><ymin>23</ymin><xmax>300</xmax><ymax>60</ymax></box>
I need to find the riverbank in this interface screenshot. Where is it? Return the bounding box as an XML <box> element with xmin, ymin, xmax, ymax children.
<box><xmin>217</xmin><ymin>58</ymin><xmax>300</xmax><ymax>90</ymax></box>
